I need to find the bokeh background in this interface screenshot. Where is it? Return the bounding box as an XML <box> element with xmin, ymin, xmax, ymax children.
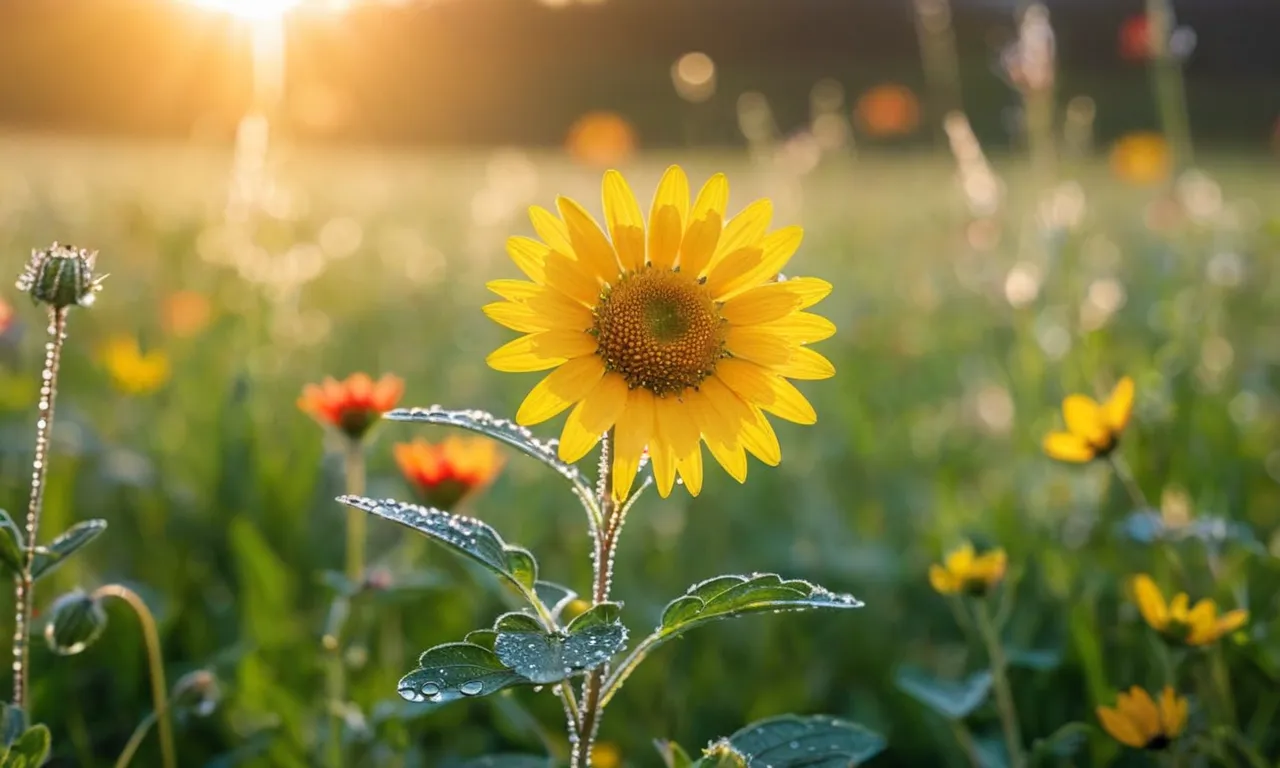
<box><xmin>0</xmin><ymin>0</ymin><xmax>1278</xmax><ymax>765</ymax></box>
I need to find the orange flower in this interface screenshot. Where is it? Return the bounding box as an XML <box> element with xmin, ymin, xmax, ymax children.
<box><xmin>394</xmin><ymin>436</ymin><xmax>504</xmax><ymax>510</ymax></box>
<box><xmin>0</xmin><ymin>297</ymin><xmax>12</xmax><ymax>336</ymax></box>
<box><xmin>297</xmin><ymin>373</ymin><xmax>403</xmax><ymax>440</ymax></box>
<box><xmin>854</xmin><ymin>84</ymin><xmax>920</xmax><ymax>138</ymax></box>
<box><xmin>1118</xmin><ymin>14</ymin><xmax>1153</xmax><ymax>61</ymax></box>
<box><xmin>161</xmin><ymin>291</ymin><xmax>213</xmax><ymax>338</ymax></box>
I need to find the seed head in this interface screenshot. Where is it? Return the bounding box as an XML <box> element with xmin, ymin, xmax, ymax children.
<box><xmin>16</xmin><ymin>242</ymin><xmax>105</xmax><ymax>310</ymax></box>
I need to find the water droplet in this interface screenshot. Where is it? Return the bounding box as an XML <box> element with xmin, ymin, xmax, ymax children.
<box><xmin>419</xmin><ymin>682</ymin><xmax>441</xmax><ymax>697</ymax></box>
<box><xmin>459</xmin><ymin>680</ymin><xmax>484</xmax><ymax>696</ymax></box>
<box><xmin>397</xmin><ymin>684</ymin><xmax>426</xmax><ymax>703</ymax></box>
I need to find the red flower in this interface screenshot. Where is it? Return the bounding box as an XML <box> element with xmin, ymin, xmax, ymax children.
<box><xmin>0</xmin><ymin>297</ymin><xmax>12</xmax><ymax>337</ymax></box>
<box><xmin>1119</xmin><ymin>14</ymin><xmax>1152</xmax><ymax>61</ymax></box>
<box><xmin>298</xmin><ymin>373</ymin><xmax>403</xmax><ymax>440</ymax></box>
<box><xmin>394</xmin><ymin>437</ymin><xmax>504</xmax><ymax>510</ymax></box>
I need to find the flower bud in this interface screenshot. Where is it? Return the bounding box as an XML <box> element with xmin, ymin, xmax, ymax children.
<box><xmin>172</xmin><ymin>669</ymin><xmax>221</xmax><ymax>717</ymax></box>
<box><xmin>16</xmin><ymin>243</ymin><xmax>105</xmax><ymax>310</ymax></box>
<box><xmin>43</xmin><ymin>590</ymin><xmax>108</xmax><ymax>655</ymax></box>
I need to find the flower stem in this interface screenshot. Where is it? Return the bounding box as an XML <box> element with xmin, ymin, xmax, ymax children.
<box><xmin>344</xmin><ymin>440</ymin><xmax>367</xmax><ymax>582</ymax></box>
<box><xmin>11</xmin><ymin>307</ymin><xmax>68</xmax><ymax>710</ymax></box>
<box><xmin>571</xmin><ymin>434</ymin><xmax>620</xmax><ymax>768</ymax></box>
<box><xmin>1108</xmin><ymin>453</ymin><xmax>1149</xmax><ymax>510</ymax></box>
<box><xmin>325</xmin><ymin>439</ymin><xmax>367</xmax><ymax>768</ymax></box>
<box><xmin>1144</xmin><ymin>0</ymin><xmax>1194</xmax><ymax>176</ymax></box>
<box><xmin>974</xmin><ymin>600</ymin><xmax>1025</xmax><ymax>768</ymax></box>
<box><xmin>1209</xmin><ymin>644</ymin><xmax>1237</xmax><ymax>730</ymax></box>
<box><xmin>93</xmin><ymin>585</ymin><xmax>176</xmax><ymax>768</ymax></box>
<box><xmin>950</xmin><ymin>721</ymin><xmax>983</xmax><ymax>768</ymax></box>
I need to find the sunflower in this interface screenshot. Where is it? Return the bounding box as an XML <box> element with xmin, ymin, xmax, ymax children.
<box><xmin>484</xmin><ymin>166</ymin><xmax>834</xmax><ymax>500</ymax></box>
<box><xmin>1096</xmin><ymin>685</ymin><xmax>1186</xmax><ymax>751</ymax></box>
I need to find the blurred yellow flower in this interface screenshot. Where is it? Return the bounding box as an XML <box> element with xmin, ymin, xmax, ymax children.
<box><xmin>485</xmin><ymin>166</ymin><xmax>834</xmax><ymax>501</ymax></box>
<box><xmin>394</xmin><ymin>436</ymin><xmax>505</xmax><ymax>510</ymax></box>
<box><xmin>1131</xmin><ymin>574</ymin><xmax>1248</xmax><ymax>646</ymax></box>
<box><xmin>1042</xmin><ymin>377</ymin><xmax>1134</xmax><ymax>463</ymax></box>
<box><xmin>590</xmin><ymin>742</ymin><xmax>622</xmax><ymax>768</ymax></box>
<box><xmin>1110</xmin><ymin>132</ymin><xmax>1170</xmax><ymax>186</ymax></box>
<box><xmin>101</xmin><ymin>336</ymin><xmax>170</xmax><ymax>395</ymax></box>
<box><xmin>928</xmin><ymin>542</ymin><xmax>1007</xmax><ymax>596</ymax></box>
<box><xmin>1096</xmin><ymin>685</ymin><xmax>1186</xmax><ymax>750</ymax></box>
<box><xmin>566</xmin><ymin>112</ymin><xmax>638</xmax><ymax>168</ymax></box>
<box><xmin>161</xmin><ymin>290</ymin><xmax>213</xmax><ymax>338</ymax></box>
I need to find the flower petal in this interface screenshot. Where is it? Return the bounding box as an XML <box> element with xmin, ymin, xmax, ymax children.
<box><xmin>1124</xmin><ymin>687</ymin><xmax>1161</xmax><ymax>742</ymax></box>
<box><xmin>688</xmin><ymin>387</ymin><xmax>747</xmax><ymax>483</ymax></box>
<box><xmin>1105</xmin><ymin>376</ymin><xmax>1135</xmax><ymax>433</ymax></box>
<box><xmin>1063</xmin><ymin>394</ymin><xmax>1109</xmax><ymax>446</ymax></box>
<box><xmin>705</xmin><ymin>246</ymin><xmax>763</xmax><ymax>299</ymax></box>
<box><xmin>678</xmin><ymin>173</ymin><xmax>728</xmax><ymax>276</ymax></box>
<box><xmin>929</xmin><ymin>565</ymin><xmax>958</xmax><ymax>595</ymax></box>
<box><xmin>773</xmin><ymin>347</ymin><xmax>835</xmax><ymax>380</ymax></box>
<box><xmin>1132</xmin><ymin>574</ymin><xmax>1168</xmax><ymax>630</ymax></box>
<box><xmin>710</xmin><ymin>198</ymin><xmax>772</xmax><ymax>269</ymax></box>
<box><xmin>516</xmin><ymin>355</ymin><xmax>605</xmax><ymax>426</ymax></box>
<box><xmin>487</xmin><ymin>333</ymin><xmax>569</xmax><ymax>373</ymax></box>
<box><xmin>715</xmin><ymin>226</ymin><xmax>805</xmax><ymax>301</ymax></box>
<box><xmin>529</xmin><ymin>205</ymin><xmax>574</xmax><ymax>255</ymax></box>
<box><xmin>525</xmin><ymin>287</ymin><xmax>596</xmax><ymax>330</ymax></box>
<box><xmin>761</xmin><ymin>312</ymin><xmax>837</xmax><ymax>344</ymax></box>
<box><xmin>557</xmin><ymin>196</ymin><xmax>622</xmax><ymax>284</ymax></box>
<box><xmin>506</xmin><ymin>236</ymin><xmax>549</xmax><ymax>283</ymax></box>
<box><xmin>483</xmin><ymin>301</ymin><xmax>548</xmax><ymax>333</ymax></box>
<box><xmin>612</xmin><ymin>387</ymin><xmax>655</xmax><ymax>501</ymax></box>
<box><xmin>647</xmin><ymin>165</ymin><xmax>689</xmax><ymax>269</ymax></box>
<box><xmin>781</xmin><ymin>277</ymin><xmax>833</xmax><ymax>309</ymax></box>
<box><xmin>716</xmin><ymin>358</ymin><xmax>816</xmax><ymax>424</ymax></box>
<box><xmin>700</xmin><ymin>375</ymin><xmax>780</xmax><ymax>466</ymax></box>
<box><xmin>1159</xmin><ymin>687</ymin><xmax>1187</xmax><ymax>738</ymax></box>
<box><xmin>656</xmin><ymin>393</ymin><xmax>702</xmax><ymax>497</ymax></box>
<box><xmin>1042</xmin><ymin>432</ymin><xmax>1095</xmax><ymax>462</ymax></box>
<box><xmin>487</xmin><ymin>279</ymin><xmax>542</xmax><ymax>302</ymax></box>
<box><xmin>721</xmin><ymin>282</ymin><xmax>806</xmax><ymax>326</ymax></box>
<box><xmin>725</xmin><ymin>327</ymin><xmax>794</xmax><ymax>368</ymax></box>
<box><xmin>1097</xmin><ymin>705</ymin><xmax>1147</xmax><ymax>749</ymax></box>
<box><xmin>558</xmin><ymin>372</ymin><xmax>630</xmax><ymax>463</ymax></box>
<box><xmin>602</xmin><ymin>170</ymin><xmax>646</xmax><ymax>271</ymax></box>
<box><xmin>544</xmin><ymin>251</ymin><xmax>603</xmax><ymax>306</ymax></box>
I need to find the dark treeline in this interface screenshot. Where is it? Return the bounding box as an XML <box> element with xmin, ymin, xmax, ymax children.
<box><xmin>0</xmin><ymin>0</ymin><xmax>1277</xmax><ymax>148</ymax></box>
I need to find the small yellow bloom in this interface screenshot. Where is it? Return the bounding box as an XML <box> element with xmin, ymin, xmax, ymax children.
<box><xmin>590</xmin><ymin>742</ymin><xmax>622</xmax><ymax>768</ymax></box>
<box><xmin>1042</xmin><ymin>377</ymin><xmax>1134</xmax><ymax>463</ymax></box>
<box><xmin>1131</xmin><ymin>573</ymin><xmax>1248</xmax><ymax>647</ymax></box>
<box><xmin>928</xmin><ymin>543</ymin><xmax>1007</xmax><ymax>596</ymax></box>
<box><xmin>1110</xmin><ymin>132</ymin><xmax>1171</xmax><ymax>186</ymax></box>
<box><xmin>101</xmin><ymin>337</ymin><xmax>170</xmax><ymax>395</ymax></box>
<box><xmin>1096</xmin><ymin>685</ymin><xmax>1186</xmax><ymax>750</ymax></box>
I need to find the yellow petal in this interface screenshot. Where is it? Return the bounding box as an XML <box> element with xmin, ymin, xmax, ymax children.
<box><xmin>705</xmin><ymin>247</ymin><xmax>763</xmax><ymax>299</ymax></box>
<box><xmin>725</xmin><ymin>327</ymin><xmax>794</xmax><ymax>368</ymax></box>
<box><xmin>1168</xmin><ymin>593</ymin><xmax>1190</xmax><ymax>623</ymax></box>
<box><xmin>677</xmin><ymin>443</ymin><xmax>703</xmax><ymax>496</ymax></box>
<box><xmin>612</xmin><ymin>387</ymin><xmax>655</xmax><ymax>501</ymax></box>
<box><xmin>558</xmin><ymin>373</ymin><xmax>630</xmax><ymax>463</ymax></box>
<box><xmin>545</xmin><ymin>251</ymin><xmax>603</xmax><ymax>306</ymax></box>
<box><xmin>944</xmin><ymin>543</ymin><xmax>975</xmax><ymax>574</ymax></box>
<box><xmin>647</xmin><ymin>166</ymin><xmax>690</xmax><ymax>269</ymax></box>
<box><xmin>1123</xmin><ymin>686</ymin><xmax>1161</xmax><ymax>741</ymax></box>
<box><xmin>558</xmin><ymin>196</ymin><xmax>622</xmax><ymax>284</ymax></box>
<box><xmin>1042</xmin><ymin>432</ymin><xmax>1095</xmax><ymax>462</ymax></box>
<box><xmin>700</xmin><ymin>376</ymin><xmax>780</xmax><ymax>466</ymax></box>
<box><xmin>1105</xmin><ymin>376</ymin><xmax>1135</xmax><ymax>433</ymax></box>
<box><xmin>688</xmin><ymin>388</ymin><xmax>747</xmax><ymax>483</ymax></box>
<box><xmin>742</xmin><ymin>404</ymin><xmax>782</xmax><ymax>465</ymax></box>
<box><xmin>678</xmin><ymin>173</ymin><xmax>728</xmax><ymax>276</ymax></box>
<box><xmin>929</xmin><ymin>565</ymin><xmax>958</xmax><ymax>595</ymax></box>
<box><xmin>761</xmin><ymin>312</ymin><xmax>837</xmax><ymax>344</ymax></box>
<box><xmin>1063</xmin><ymin>394</ymin><xmax>1109</xmax><ymax>446</ymax></box>
<box><xmin>1159</xmin><ymin>687</ymin><xmax>1187</xmax><ymax>738</ymax></box>
<box><xmin>516</xmin><ymin>355</ymin><xmax>605</xmax><ymax>426</ymax></box>
<box><xmin>781</xmin><ymin>277</ymin><xmax>833</xmax><ymax>309</ymax></box>
<box><xmin>716</xmin><ymin>358</ymin><xmax>817</xmax><ymax>424</ymax></box>
<box><xmin>483</xmin><ymin>302</ymin><xmax>547</xmax><ymax>333</ymax></box>
<box><xmin>655</xmin><ymin>394</ymin><xmax>702</xmax><ymax>497</ymax></box>
<box><xmin>525</xmin><ymin>287</ymin><xmax>596</xmax><ymax>331</ymax></box>
<box><xmin>710</xmin><ymin>198</ymin><xmax>773</xmax><ymax>269</ymax></box>
<box><xmin>602</xmin><ymin>170</ymin><xmax>646</xmax><ymax>272</ymax></box>
<box><xmin>529</xmin><ymin>205</ymin><xmax>574</xmax><ymax>255</ymax></box>
<box><xmin>487</xmin><ymin>334</ymin><xmax>569</xmax><ymax>373</ymax></box>
<box><xmin>721</xmin><ymin>282</ymin><xmax>806</xmax><ymax>326</ymax></box>
<box><xmin>773</xmin><ymin>347</ymin><xmax>835</xmax><ymax>380</ymax></box>
<box><xmin>1214</xmin><ymin>608</ymin><xmax>1248</xmax><ymax>637</ymax></box>
<box><xmin>1131</xmin><ymin>574</ymin><xmax>1168</xmax><ymax>630</ymax></box>
<box><xmin>506</xmin><ymin>236</ymin><xmax>549</xmax><ymax>283</ymax></box>
<box><xmin>530</xmin><ymin>329</ymin><xmax>600</xmax><ymax>360</ymax></box>
<box><xmin>1097</xmin><ymin>705</ymin><xmax>1147</xmax><ymax>748</ymax></box>
<box><xmin>714</xmin><ymin>226</ymin><xmax>806</xmax><ymax>301</ymax></box>
<box><xmin>487</xmin><ymin>279</ymin><xmax>542</xmax><ymax>302</ymax></box>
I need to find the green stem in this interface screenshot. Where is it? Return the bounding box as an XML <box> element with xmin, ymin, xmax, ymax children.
<box><xmin>11</xmin><ymin>307</ymin><xmax>67</xmax><ymax>709</ymax></box>
<box><xmin>1108</xmin><ymin>454</ymin><xmax>1149</xmax><ymax>510</ymax></box>
<box><xmin>114</xmin><ymin>711</ymin><xmax>159</xmax><ymax>768</ymax></box>
<box><xmin>93</xmin><ymin>585</ymin><xmax>176</xmax><ymax>768</ymax></box>
<box><xmin>975</xmin><ymin>600</ymin><xmax>1025</xmax><ymax>768</ymax></box>
<box><xmin>1209</xmin><ymin>645</ymin><xmax>1237</xmax><ymax>730</ymax></box>
<box><xmin>344</xmin><ymin>441</ymin><xmax>367</xmax><ymax>582</ymax></box>
<box><xmin>1144</xmin><ymin>0</ymin><xmax>1194</xmax><ymax>176</ymax></box>
<box><xmin>326</xmin><ymin>439</ymin><xmax>366</xmax><ymax>768</ymax></box>
<box><xmin>950</xmin><ymin>721</ymin><xmax>983</xmax><ymax>768</ymax></box>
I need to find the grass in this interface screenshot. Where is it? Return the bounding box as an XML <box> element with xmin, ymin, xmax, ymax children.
<box><xmin>0</xmin><ymin>134</ymin><xmax>1277</xmax><ymax>766</ymax></box>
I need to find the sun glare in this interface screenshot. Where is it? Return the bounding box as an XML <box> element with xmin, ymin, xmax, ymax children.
<box><xmin>186</xmin><ymin>0</ymin><xmax>305</xmax><ymax>20</ymax></box>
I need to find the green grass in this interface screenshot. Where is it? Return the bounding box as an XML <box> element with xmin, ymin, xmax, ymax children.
<box><xmin>1</xmin><ymin>135</ymin><xmax>1278</xmax><ymax>766</ymax></box>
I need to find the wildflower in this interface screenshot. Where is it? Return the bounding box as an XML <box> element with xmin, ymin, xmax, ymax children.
<box><xmin>1131</xmin><ymin>573</ymin><xmax>1248</xmax><ymax>647</ymax></box>
<box><xmin>101</xmin><ymin>336</ymin><xmax>171</xmax><ymax>395</ymax></box>
<box><xmin>297</xmin><ymin>373</ymin><xmax>403</xmax><ymax>441</ymax></box>
<box><xmin>394</xmin><ymin>436</ymin><xmax>504</xmax><ymax>510</ymax></box>
<box><xmin>0</xmin><ymin>296</ymin><xmax>12</xmax><ymax>336</ymax></box>
<box><xmin>485</xmin><ymin>166</ymin><xmax>835</xmax><ymax>500</ymax></box>
<box><xmin>1042</xmin><ymin>377</ymin><xmax>1134</xmax><ymax>463</ymax></box>
<box><xmin>854</xmin><ymin>84</ymin><xmax>920</xmax><ymax>138</ymax></box>
<box><xmin>16</xmin><ymin>243</ymin><xmax>105</xmax><ymax>310</ymax></box>
<box><xmin>928</xmin><ymin>543</ymin><xmax>1007</xmax><ymax>597</ymax></box>
<box><xmin>590</xmin><ymin>742</ymin><xmax>622</xmax><ymax>768</ymax></box>
<box><xmin>1118</xmin><ymin>14</ymin><xmax>1152</xmax><ymax>61</ymax></box>
<box><xmin>161</xmin><ymin>290</ymin><xmax>213</xmax><ymax>338</ymax></box>
<box><xmin>566</xmin><ymin>112</ymin><xmax>638</xmax><ymax>168</ymax></box>
<box><xmin>1110</xmin><ymin>133</ymin><xmax>1170</xmax><ymax>186</ymax></box>
<box><xmin>1096</xmin><ymin>686</ymin><xmax>1186</xmax><ymax>751</ymax></box>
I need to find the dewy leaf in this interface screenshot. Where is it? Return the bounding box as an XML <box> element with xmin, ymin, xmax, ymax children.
<box><xmin>397</xmin><ymin>642</ymin><xmax>527</xmax><ymax>704</ymax></box>
<box><xmin>706</xmin><ymin>715</ymin><xmax>887</xmax><ymax>767</ymax></box>
<box><xmin>3</xmin><ymin>724</ymin><xmax>51</xmax><ymax>768</ymax></box>
<box><xmin>0</xmin><ymin>511</ymin><xmax>24</xmax><ymax>578</ymax></box>
<box><xmin>385</xmin><ymin>407</ymin><xmax>594</xmax><ymax>500</ymax></box>
<box><xmin>337</xmin><ymin>497</ymin><xmax>538</xmax><ymax>594</ymax></box>
<box><xmin>494</xmin><ymin>603</ymin><xmax>626</xmax><ymax>684</ymax></box>
<box><xmin>30</xmin><ymin>520</ymin><xmax>107</xmax><ymax>580</ymax></box>
<box><xmin>459</xmin><ymin>756</ymin><xmax>554</xmax><ymax>768</ymax></box>
<box><xmin>895</xmin><ymin>667</ymin><xmax>994</xmax><ymax>720</ymax></box>
<box><xmin>660</xmin><ymin>573</ymin><xmax>862</xmax><ymax>637</ymax></box>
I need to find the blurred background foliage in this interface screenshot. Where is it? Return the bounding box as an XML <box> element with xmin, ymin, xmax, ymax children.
<box><xmin>0</xmin><ymin>0</ymin><xmax>1278</xmax><ymax>766</ymax></box>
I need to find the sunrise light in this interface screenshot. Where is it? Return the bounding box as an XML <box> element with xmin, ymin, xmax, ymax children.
<box><xmin>185</xmin><ymin>0</ymin><xmax>305</xmax><ymax>20</ymax></box>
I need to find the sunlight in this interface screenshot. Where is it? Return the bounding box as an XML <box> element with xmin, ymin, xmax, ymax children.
<box><xmin>185</xmin><ymin>0</ymin><xmax>304</xmax><ymax>20</ymax></box>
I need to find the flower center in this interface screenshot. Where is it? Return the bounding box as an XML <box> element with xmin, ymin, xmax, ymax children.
<box><xmin>593</xmin><ymin>267</ymin><xmax>726</xmax><ymax>396</ymax></box>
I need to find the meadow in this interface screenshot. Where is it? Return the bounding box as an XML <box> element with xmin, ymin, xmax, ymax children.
<box><xmin>0</xmin><ymin>132</ymin><xmax>1277</xmax><ymax>767</ymax></box>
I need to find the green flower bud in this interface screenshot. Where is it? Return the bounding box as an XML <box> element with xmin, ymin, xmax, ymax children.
<box><xmin>15</xmin><ymin>243</ymin><xmax>105</xmax><ymax>309</ymax></box>
<box><xmin>43</xmin><ymin>590</ymin><xmax>108</xmax><ymax>656</ymax></box>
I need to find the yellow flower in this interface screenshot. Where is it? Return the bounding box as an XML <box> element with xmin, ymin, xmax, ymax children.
<box><xmin>590</xmin><ymin>742</ymin><xmax>622</xmax><ymax>768</ymax></box>
<box><xmin>1096</xmin><ymin>685</ymin><xmax>1186</xmax><ymax>750</ymax></box>
<box><xmin>1131</xmin><ymin>574</ymin><xmax>1248</xmax><ymax>647</ymax></box>
<box><xmin>928</xmin><ymin>543</ymin><xmax>1007</xmax><ymax>596</ymax></box>
<box><xmin>101</xmin><ymin>336</ymin><xmax>170</xmax><ymax>395</ymax></box>
<box><xmin>484</xmin><ymin>166</ymin><xmax>835</xmax><ymax>501</ymax></box>
<box><xmin>1042</xmin><ymin>377</ymin><xmax>1134</xmax><ymax>462</ymax></box>
<box><xmin>1110</xmin><ymin>132</ymin><xmax>1170</xmax><ymax>186</ymax></box>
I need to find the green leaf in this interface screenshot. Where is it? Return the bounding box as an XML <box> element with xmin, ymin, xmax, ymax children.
<box><xmin>3</xmin><ymin>725</ymin><xmax>50</xmax><ymax>768</ymax></box>
<box><xmin>1030</xmin><ymin>723</ymin><xmax>1093</xmax><ymax>764</ymax></box>
<box><xmin>533</xmin><ymin>581</ymin><xmax>578</xmax><ymax>621</ymax></box>
<box><xmin>494</xmin><ymin>603</ymin><xmax>627</xmax><ymax>684</ymax></box>
<box><xmin>396</xmin><ymin>642</ymin><xmax>527</xmax><ymax>704</ymax></box>
<box><xmin>30</xmin><ymin>520</ymin><xmax>108</xmax><ymax>580</ymax></box>
<box><xmin>660</xmin><ymin>573</ymin><xmax>862</xmax><ymax>637</ymax></box>
<box><xmin>702</xmin><ymin>715</ymin><xmax>886</xmax><ymax>767</ymax></box>
<box><xmin>654</xmin><ymin>739</ymin><xmax>696</xmax><ymax>768</ymax></box>
<box><xmin>337</xmin><ymin>497</ymin><xmax>538</xmax><ymax>594</ymax></box>
<box><xmin>0</xmin><ymin>511</ymin><xmax>24</xmax><ymax>578</ymax></box>
<box><xmin>973</xmin><ymin>735</ymin><xmax>1008</xmax><ymax>768</ymax></box>
<box><xmin>0</xmin><ymin>705</ymin><xmax>27</xmax><ymax>747</ymax></box>
<box><xmin>1005</xmin><ymin>647</ymin><xmax>1062</xmax><ymax>671</ymax></box>
<box><xmin>895</xmin><ymin>668</ymin><xmax>993</xmax><ymax>720</ymax></box>
<box><xmin>459</xmin><ymin>756</ymin><xmax>554</xmax><ymax>768</ymax></box>
<box><xmin>384</xmin><ymin>407</ymin><xmax>595</xmax><ymax>501</ymax></box>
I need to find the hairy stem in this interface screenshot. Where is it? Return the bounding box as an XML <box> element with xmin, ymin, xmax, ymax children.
<box><xmin>975</xmin><ymin>600</ymin><xmax>1025</xmax><ymax>768</ymax></box>
<box><xmin>94</xmin><ymin>585</ymin><xmax>176</xmax><ymax>768</ymax></box>
<box><xmin>12</xmin><ymin>307</ymin><xmax>68</xmax><ymax>709</ymax></box>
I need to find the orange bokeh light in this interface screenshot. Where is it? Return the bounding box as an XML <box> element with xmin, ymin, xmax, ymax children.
<box><xmin>565</xmin><ymin>111</ymin><xmax>638</xmax><ymax>167</ymax></box>
<box><xmin>854</xmin><ymin>84</ymin><xmax>921</xmax><ymax>138</ymax></box>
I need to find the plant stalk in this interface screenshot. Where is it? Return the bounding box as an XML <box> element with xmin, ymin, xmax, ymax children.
<box><xmin>93</xmin><ymin>584</ymin><xmax>176</xmax><ymax>768</ymax></box>
<box><xmin>326</xmin><ymin>438</ymin><xmax>367</xmax><ymax>768</ymax></box>
<box><xmin>975</xmin><ymin>600</ymin><xmax>1025</xmax><ymax>768</ymax></box>
<box><xmin>1108</xmin><ymin>453</ymin><xmax>1149</xmax><ymax>510</ymax></box>
<box><xmin>11</xmin><ymin>307</ymin><xmax>68</xmax><ymax>709</ymax></box>
<box><xmin>1144</xmin><ymin>0</ymin><xmax>1194</xmax><ymax>176</ymax></box>
<box><xmin>344</xmin><ymin>440</ymin><xmax>367</xmax><ymax>582</ymax></box>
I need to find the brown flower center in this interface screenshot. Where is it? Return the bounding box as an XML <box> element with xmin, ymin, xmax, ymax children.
<box><xmin>593</xmin><ymin>267</ymin><xmax>726</xmax><ymax>396</ymax></box>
